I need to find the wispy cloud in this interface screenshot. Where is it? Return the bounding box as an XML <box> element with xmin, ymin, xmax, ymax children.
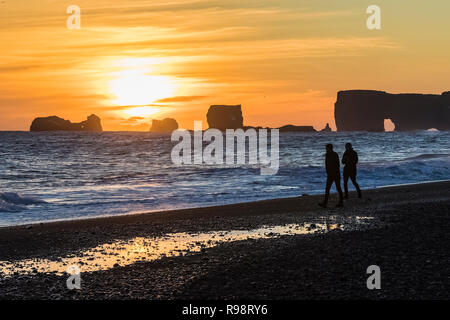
<box><xmin>155</xmin><ymin>95</ymin><xmax>207</xmax><ymax>103</ymax></box>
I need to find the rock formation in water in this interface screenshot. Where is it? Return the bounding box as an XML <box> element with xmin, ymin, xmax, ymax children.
<box><xmin>320</xmin><ymin>123</ymin><xmax>332</xmax><ymax>132</ymax></box>
<box><xmin>30</xmin><ymin>114</ymin><xmax>103</xmax><ymax>132</ymax></box>
<box><xmin>278</xmin><ymin>125</ymin><xmax>316</xmax><ymax>132</ymax></box>
<box><xmin>82</xmin><ymin>115</ymin><xmax>103</xmax><ymax>132</ymax></box>
<box><xmin>150</xmin><ymin>118</ymin><xmax>179</xmax><ymax>133</ymax></box>
<box><xmin>207</xmin><ymin>105</ymin><xmax>244</xmax><ymax>130</ymax></box>
<box><xmin>335</xmin><ymin>90</ymin><xmax>450</xmax><ymax>131</ymax></box>
<box><xmin>206</xmin><ymin>104</ymin><xmax>319</xmax><ymax>132</ymax></box>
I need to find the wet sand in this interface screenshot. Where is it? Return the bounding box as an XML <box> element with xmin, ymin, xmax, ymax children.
<box><xmin>0</xmin><ymin>181</ymin><xmax>449</xmax><ymax>299</ymax></box>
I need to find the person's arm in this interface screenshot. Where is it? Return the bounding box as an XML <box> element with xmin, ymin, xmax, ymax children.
<box><xmin>334</xmin><ymin>153</ymin><xmax>340</xmax><ymax>171</ymax></box>
<box><xmin>355</xmin><ymin>151</ymin><xmax>359</xmax><ymax>165</ymax></box>
<box><xmin>342</xmin><ymin>152</ymin><xmax>347</xmax><ymax>164</ymax></box>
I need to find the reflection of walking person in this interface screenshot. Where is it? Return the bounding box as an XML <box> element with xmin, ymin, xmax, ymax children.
<box><xmin>319</xmin><ymin>144</ymin><xmax>344</xmax><ymax>208</ymax></box>
<box><xmin>342</xmin><ymin>143</ymin><xmax>362</xmax><ymax>199</ymax></box>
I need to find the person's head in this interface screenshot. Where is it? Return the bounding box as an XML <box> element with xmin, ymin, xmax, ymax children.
<box><xmin>345</xmin><ymin>143</ymin><xmax>352</xmax><ymax>151</ymax></box>
<box><xmin>326</xmin><ymin>144</ymin><xmax>333</xmax><ymax>153</ymax></box>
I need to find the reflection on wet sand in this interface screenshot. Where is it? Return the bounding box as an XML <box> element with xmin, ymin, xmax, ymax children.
<box><xmin>0</xmin><ymin>216</ymin><xmax>375</xmax><ymax>277</ymax></box>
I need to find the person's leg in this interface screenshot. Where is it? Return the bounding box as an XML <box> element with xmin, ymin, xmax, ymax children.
<box><xmin>334</xmin><ymin>177</ymin><xmax>344</xmax><ymax>207</ymax></box>
<box><xmin>319</xmin><ymin>177</ymin><xmax>332</xmax><ymax>207</ymax></box>
<box><xmin>343</xmin><ymin>169</ymin><xmax>349</xmax><ymax>199</ymax></box>
<box><xmin>350</xmin><ymin>172</ymin><xmax>362</xmax><ymax>198</ymax></box>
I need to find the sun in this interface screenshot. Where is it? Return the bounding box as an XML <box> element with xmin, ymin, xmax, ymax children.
<box><xmin>109</xmin><ymin>71</ymin><xmax>176</xmax><ymax>106</ymax></box>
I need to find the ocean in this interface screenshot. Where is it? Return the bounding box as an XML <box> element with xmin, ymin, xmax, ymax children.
<box><xmin>0</xmin><ymin>131</ymin><xmax>449</xmax><ymax>226</ymax></box>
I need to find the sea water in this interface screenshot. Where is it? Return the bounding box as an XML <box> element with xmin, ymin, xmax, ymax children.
<box><xmin>0</xmin><ymin>130</ymin><xmax>448</xmax><ymax>226</ymax></box>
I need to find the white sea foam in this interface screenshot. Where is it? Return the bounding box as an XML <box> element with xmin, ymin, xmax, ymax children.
<box><xmin>0</xmin><ymin>192</ymin><xmax>45</xmax><ymax>213</ymax></box>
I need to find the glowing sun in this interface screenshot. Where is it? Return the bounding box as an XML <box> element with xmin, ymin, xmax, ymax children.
<box><xmin>109</xmin><ymin>72</ymin><xmax>175</xmax><ymax>106</ymax></box>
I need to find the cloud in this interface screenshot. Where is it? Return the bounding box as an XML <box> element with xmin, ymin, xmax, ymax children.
<box><xmin>96</xmin><ymin>104</ymin><xmax>169</xmax><ymax>112</ymax></box>
<box><xmin>121</xmin><ymin>116</ymin><xmax>147</xmax><ymax>124</ymax></box>
<box><xmin>0</xmin><ymin>65</ymin><xmax>40</xmax><ymax>73</ymax></box>
<box><xmin>154</xmin><ymin>95</ymin><xmax>207</xmax><ymax>103</ymax></box>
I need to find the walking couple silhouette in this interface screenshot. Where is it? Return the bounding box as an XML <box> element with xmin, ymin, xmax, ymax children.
<box><xmin>318</xmin><ymin>143</ymin><xmax>362</xmax><ymax>208</ymax></box>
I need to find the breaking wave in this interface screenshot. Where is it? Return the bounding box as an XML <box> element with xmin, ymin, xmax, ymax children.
<box><xmin>0</xmin><ymin>193</ymin><xmax>46</xmax><ymax>213</ymax></box>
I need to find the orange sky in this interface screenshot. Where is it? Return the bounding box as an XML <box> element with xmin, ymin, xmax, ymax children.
<box><xmin>1</xmin><ymin>0</ymin><xmax>450</xmax><ymax>131</ymax></box>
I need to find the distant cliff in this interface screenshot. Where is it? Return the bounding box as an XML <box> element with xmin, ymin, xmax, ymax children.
<box><xmin>335</xmin><ymin>90</ymin><xmax>450</xmax><ymax>131</ymax></box>
<box><xmin>150</xmin><ymin>118</ymin><xmax>178</xmax><ymax>133</ymax></box>
<box><xmin>30</xmin><ymin>114</ymin><xmax>102</xmax><ymax>132</ymax></box>
<box><xmin>207</xmin><ymin>105</ymin><xmax>243</xmax><ymax>130</ymax></box>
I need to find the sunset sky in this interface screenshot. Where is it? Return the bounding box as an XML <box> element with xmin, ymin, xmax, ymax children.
<box><xmin>1</xmin><ymin>0</ymin><xmax>449</xmax><ymax>131</ymax></box>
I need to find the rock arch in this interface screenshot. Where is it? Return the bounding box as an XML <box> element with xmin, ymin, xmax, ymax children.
<box><xmin>335</xmin><ymin>90</ymin><xmax>450</xmax><ymax>131</ymax></box>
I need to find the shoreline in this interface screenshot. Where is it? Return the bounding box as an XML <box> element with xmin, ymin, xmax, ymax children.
<box><xmin>0</xmin><ymin>180</ymin><xmax>448</xmax><ymax>255</ymax></box>
<box><xmin>0</xmin><ymin>180</ymin><xmax>449</xmax><ymax>299</ymax></box>
<box><xmin>0</xmin><ymin>181</ymin><xmax>450</xmax><ymax>300</ymax></box>
<box><xmin>2</xmin><ymin>178</ymin><xmax>449</xmax><ymax>230</ymax></box>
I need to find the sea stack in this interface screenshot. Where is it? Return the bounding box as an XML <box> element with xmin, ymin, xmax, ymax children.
<box><xmin>30</xmin><ymin>114</ymin><xmax>103</xmax><ymax>132</ymax></box>
<box><xmin>150</xmin><ymin>118</ymin><xmax>179</xmax><ymax>133</ymax></box>
<box><xmin>206</xmin><ymin>105</ymin><xmax>244</xmax><ymax>130</ymax></box>
<box><xmin>335</xmin><ymin>90</ymin><xmax>450</xmax><ymax>131</ymax></box>
<box><xmin>278</xmin><ymin>125</ymin><xmax>316</xmax><ymax>132</ymax></box>
<box><xmin>320</xmin><ymin>123</ymin><xmax>332</xmax><ymax>132</ymax></box>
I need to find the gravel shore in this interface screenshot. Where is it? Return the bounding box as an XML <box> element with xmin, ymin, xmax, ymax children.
<box><xmin>0</xmin><ymin>181</ymin><xmax>449</xmax><ymax>299</ymax></box>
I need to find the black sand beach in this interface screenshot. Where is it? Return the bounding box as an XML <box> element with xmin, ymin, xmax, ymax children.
<box><xmin>0</xmin><ymin>181</ymin><xmax>449</xmax><ymax>299</ymax></box>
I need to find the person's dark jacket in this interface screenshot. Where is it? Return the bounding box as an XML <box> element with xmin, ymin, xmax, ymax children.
<box><xmin>325</xmin><ymin>151</ymin><xmax>340</xmax><ymax>178</ymax></box>
<box><xmin>342</xmin><ymin>149</ymin><xmax>358</xmax><ymax>172</ymax></box>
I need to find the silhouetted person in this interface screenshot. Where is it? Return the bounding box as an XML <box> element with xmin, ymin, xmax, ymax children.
<box><xmin>342</xmin><ymin>143</ymin><xmax>362</xmax><ymax>199</ymax></box>
<box><xmin>319</xmin><ymin>144</ymin><xmax>344</xmax><ymax>208</ymax></box>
